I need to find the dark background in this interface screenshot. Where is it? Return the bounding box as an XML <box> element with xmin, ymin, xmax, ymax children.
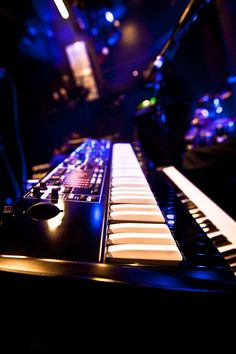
<box><xmin>1</xmin><ymin>0</ymin><xmax>236</xmax><ymax>216</ymax></box>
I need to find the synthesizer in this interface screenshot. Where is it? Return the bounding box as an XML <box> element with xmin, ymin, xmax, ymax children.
<box><xmin>0</xmin><ymin>138</ymin><xmax>235</xmax><ymax>295</ymax></box>
<box><xmin>162</xmin><ymin>165</ymin><xmax>236</xmax><ymax>275</ymax></box>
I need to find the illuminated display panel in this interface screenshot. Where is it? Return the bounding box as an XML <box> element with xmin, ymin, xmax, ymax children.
<box><xmin>65</xmin><ymin>41</ymin><xmax>99</xmax><ymax>101</ymax></box>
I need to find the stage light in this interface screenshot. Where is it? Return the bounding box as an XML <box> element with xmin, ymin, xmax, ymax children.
<box><xmin>53</xmin><ymin>0</ymin><xmax>69</xmax><ymax>19</ymax></box>
<box><xmin>105</xmin><ymin>11</ymin><xmax>114</xmax><ymax>23</ymax></box>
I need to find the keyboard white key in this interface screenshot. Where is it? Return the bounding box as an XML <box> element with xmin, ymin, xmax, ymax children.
<box><xmin>111</xmin><ymin>186</ymin><xmax>151</xmax><ymax>192</ymax></box>
<box><xmin>112</xmin><ymin>169</ymin><xmax>144</xmax><ymax>177</ymax></box>
<box><xmin>111</xmin><ymin>189</ymin><xmax>153</xmax><ymax>196</ymax></box>
<box><xmin>110</xmin><ymin>204</ymin><xmax>162</xmax><ymax>212</ymax></box>
<box><xmin>110</xmin><ymin>194</ymin><xmax>157</xmax><ymax>204</ymax></box>
<box><xmin>109</xmin><ymin>222</ymin><xmax>171</xmax><ymax>234</ymax></box>
<box><xmin>108</xmin><ymin>233</ymin><xmax>177</xmax><ymax>245</ymax></box>
<box><xmin>110</xmin><ymin>210</ymin><xmax>165</xmax><ymax>223</ymax></box>
<box><xmin>195</xmin><ymin>216</ymin><xmax>209</xmax><ymax>224</ymax></box>
<box><xmin>207</xmin><ymin>231</ymin><xmax>223</xmax><ymax>238</ymax></box>
<box><xmin>217</xmin><ymin>244</ymin><xmax>235</xmax><ymax>254</ymax></box>
<box><xmin>111</xmin><ymin>189</ymin><xmax>155</xmax><ymax>199</ymax></box>
<box><xmin>189</xmin><ymin>208</ymin><xmax>200</xmax><ymax>214</ymax></box>
<box><xmin>111</xmin><ymin>179</ymin><xmax>149</xmax><ymax>188</ymax></box>
<box><xmin>107</xmin><ymin>244</ymin><xmax>183</xmax><ymax>262</ymax></box>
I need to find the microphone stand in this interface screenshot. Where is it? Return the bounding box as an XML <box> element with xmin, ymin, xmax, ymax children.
<box><xmin>145</xmin><ymin>0</ymin><xmax>211</xmax><ymax>165</ymax></box>
<box><xmin>147</xmin><ymin>0</ymin><xmax>211</xmax><ymax>82</ymax></box>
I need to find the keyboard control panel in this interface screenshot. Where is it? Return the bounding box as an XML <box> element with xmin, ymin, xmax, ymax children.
<box><xmin>24</xmin><ymin>139</ymin><xmax>111</xmax><ymax>203</ymax></box>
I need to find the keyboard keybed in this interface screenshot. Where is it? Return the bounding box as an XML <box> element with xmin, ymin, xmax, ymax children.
<box><xmin>162</xmin><ymin>166</ymin><xmax>236</xmax><ymax>275</ymax></box>
<box><xmin>106</xmin><ymin>143</ymin><xmax>183</xmax><ymax>264</ymax></box>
